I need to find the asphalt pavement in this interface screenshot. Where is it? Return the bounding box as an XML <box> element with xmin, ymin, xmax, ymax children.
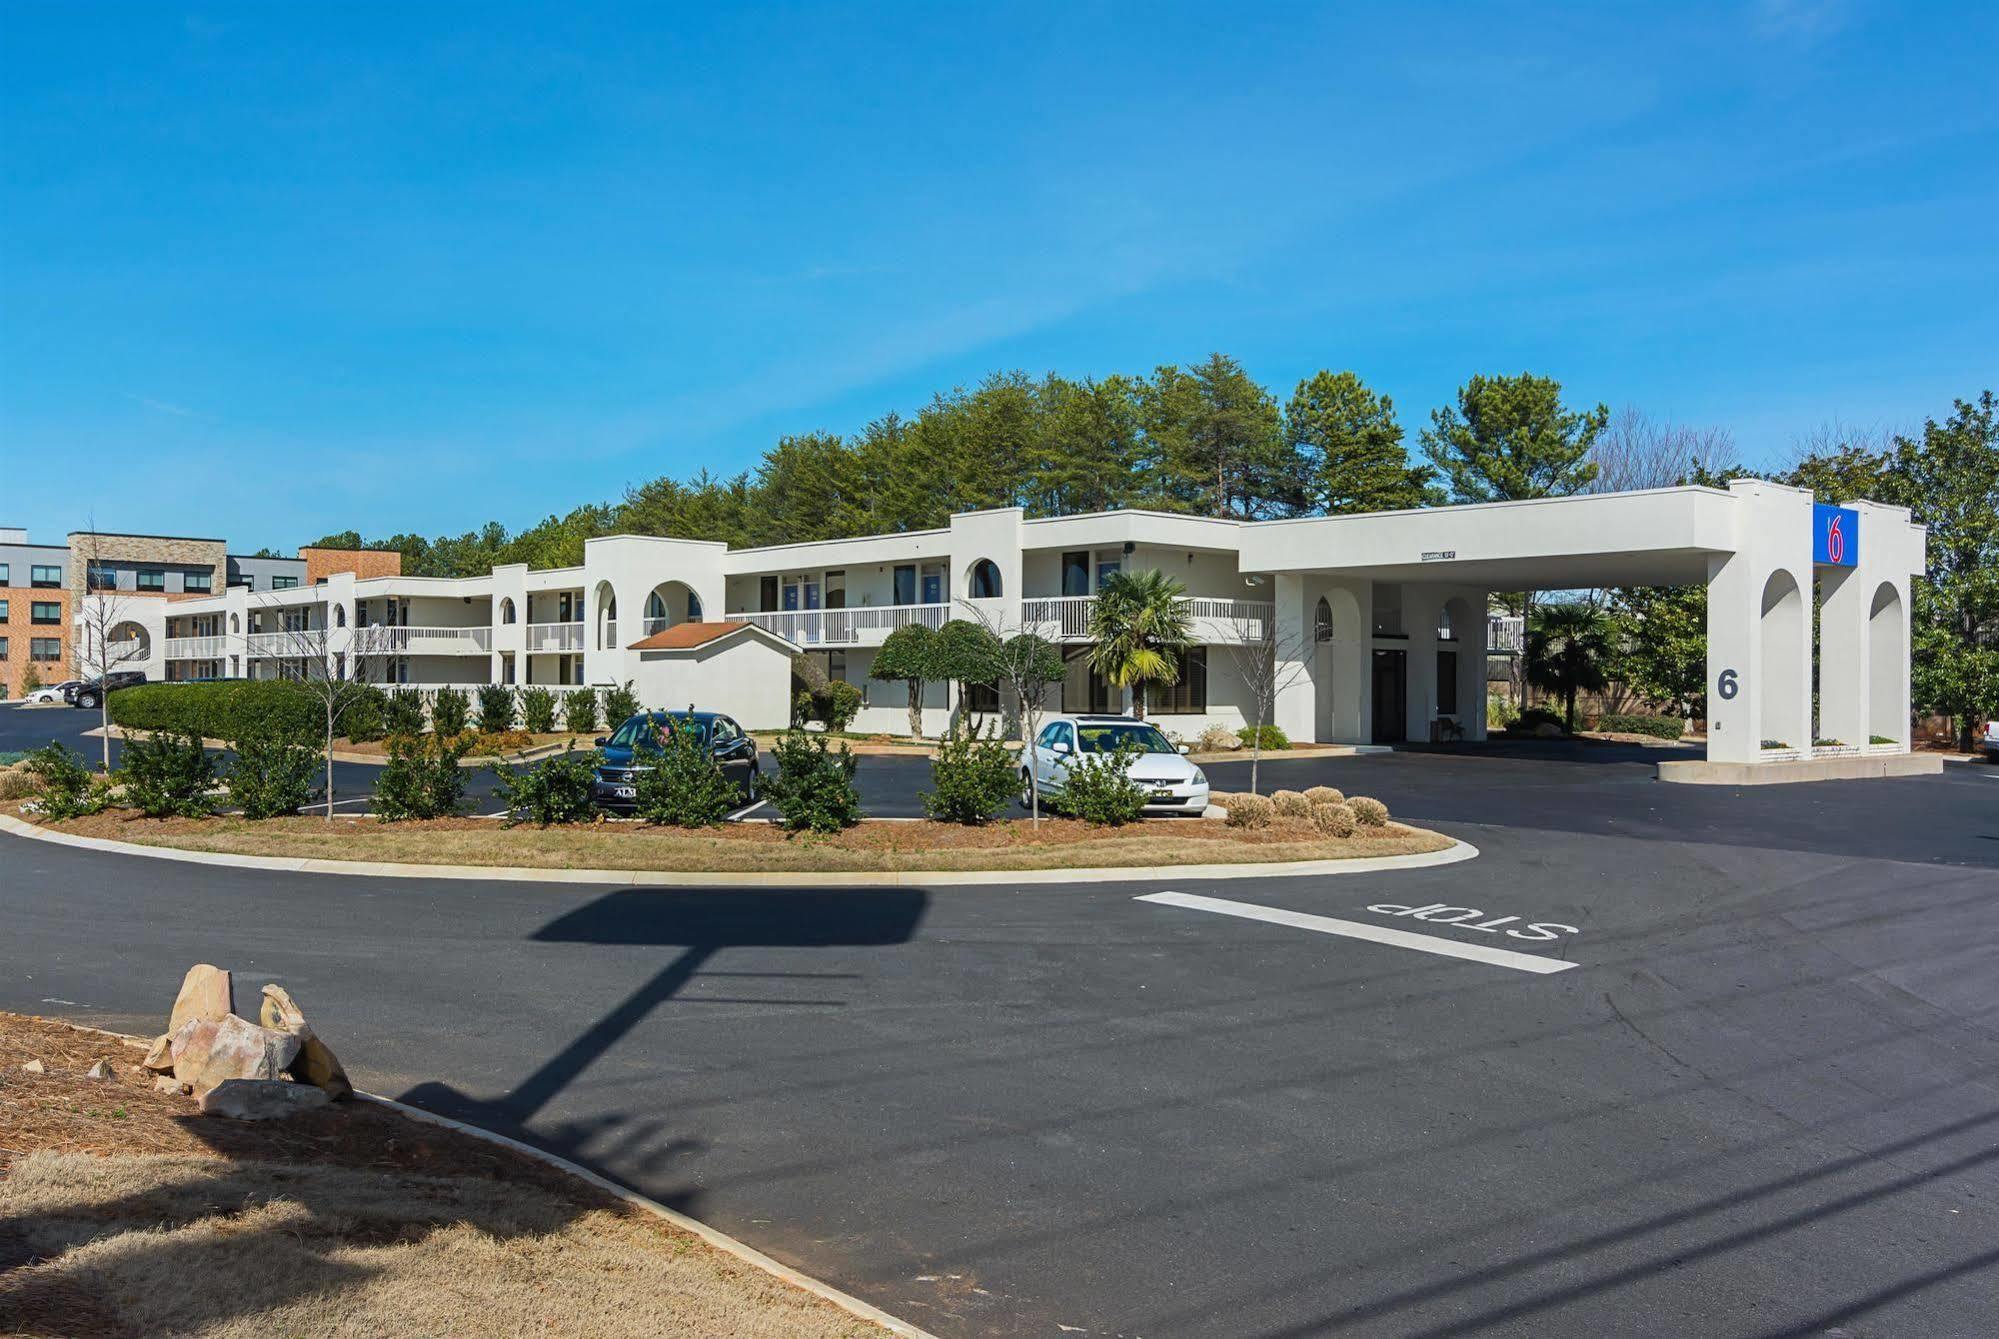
<box><xmin>4</xmin><ymin>707</ymin><xmax>1996</xmax><ymax>1336</ymax></box>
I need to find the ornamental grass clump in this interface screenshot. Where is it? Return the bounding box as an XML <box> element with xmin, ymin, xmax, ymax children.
<box><xmin>1311</xmin><ymin>802</ymin><xmax>1357</xmax><ymax>838</ymax></box>
<box><xmin>1348</xmin><ymin>795</ymin><xmax>1389</xmax><ymax>827</ymax></box>
<box><xmin>1224</xmin><ymin>793</ymin><xmax>1275</xmax><ymax>829</ymax></box>
<box><xmin>1271</xmin><ymin>789</ymin><xmax>1312</xmax><ymax>819</ymax></box>
<box><xmin>1303</xmin><ymin>785</ymin><xmax>1345</xmax><ymax>805</ymax></box>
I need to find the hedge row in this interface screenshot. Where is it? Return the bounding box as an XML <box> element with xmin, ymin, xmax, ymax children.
<box><xmin>109</xmin><ymin>681</ymin><xmax>377</xmax><ymax>742</ymax></box>
<box><xmin>1592</xmin><ymin>713</ymin><xmax>1685</xmax><ymax>740</ymax></box>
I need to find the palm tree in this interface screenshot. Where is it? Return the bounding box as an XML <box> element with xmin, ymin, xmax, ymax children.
<box><xmin>1525</xmin><ymin>601</ymin><xmax>1613</xmax><ymax>734</ymax></box>
<box><xmin>1087</xmin><ymin>569</ymin><xmax>1193</xmax><ymax>719</ymax></box>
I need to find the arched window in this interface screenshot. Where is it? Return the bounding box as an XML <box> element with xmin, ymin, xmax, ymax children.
<box><xmin>645</xmin><ymin>590</ymin><xmax>667</xmax><ymax>622</ymax></box>
<box><xmin>499</xmin><ymin>597</ymin><xmax>516</xmax><ymax>625</ymax></box>
<box><xmin>969</xmin><ymin>559</ymin><xmax>1003</xmax><ymax>599</ymax></box>
<box><xmin>687</xmin><ymin>591</ymin><xmax>703</xmax><ymax>621</ymax></box>
<box><xmin>1315</xmin><ymin>597</ymin><xmax>1333</xmax><ymax>644</ymax></box>
<box><xmin>335</xmin><ymin>605</ymin><xmax>347</xmax><ymax>628</ymax></box>
<box><xmin>1436</xmin><ymin>605</ymin><xmax>1453</xmax><ymax>641</ymax></box>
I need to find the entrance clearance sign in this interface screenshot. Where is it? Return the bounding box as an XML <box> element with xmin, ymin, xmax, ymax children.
<box><xmin>1814</xmin><ymin>503</ymin><xmax>1859</xmax><ymax>567</ymax></box>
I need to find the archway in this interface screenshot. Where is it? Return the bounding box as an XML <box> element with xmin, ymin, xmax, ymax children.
<box><xmin>1759</xmin><ymin>570</ymin><xmax>1808</xmax><ymax>750</ymax></box>
<box><xmin>1439</xmin><ymin>595</ymin><xmax>1480</xmax><ymax>734</ymax></box>
<box><xmin>967</xmin><ymin>559</ymin><xmax>1003</xmax><ymax>600</ymax></box>
<box><xmin>1868</xmin><ymin>582</ymin><xmax>1906</xmax><ymax>746</ymax></box>
<box><xmin>593</xmin><ymin>581</ymin><xmax>619</xmax><ymax>651</ymax></box>
<box><xmin>1316</xmin><ymin>585</ymin><xmax>1367</xmax><ymax>743</ymax></box>
<box><xmin>229</xmin><ymin>612</ymin><xmax>241</xmax><ymax>635</ymax></box>
<box><xmin>334</xmin><ymin>605</ymin><xmax>347</xmax><ymax>628</ymax></box>
<box><xmin>499</xmin><ymin>597</ymin><xmax>516</xmax><ymax>625</ymax></box>
<box><xmin>644</xmin><ymin>580</ymin><xmax>701</xmax><ymax>635</ymax></box>
<box><xmin>106</xmin><ymin>620</ymin><xmax>151</xmax><ymax>663</ymax></box>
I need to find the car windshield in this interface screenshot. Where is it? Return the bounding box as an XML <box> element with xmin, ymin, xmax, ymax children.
<box><xmin>1075</xmin><ymin>723</ymin><xmax>1177</xmax><ymax>755</ymax></box>
<box><xmin>607</xmin><ymin>715</ymin><xmax>707</xmax><ymax>751</ymax></box>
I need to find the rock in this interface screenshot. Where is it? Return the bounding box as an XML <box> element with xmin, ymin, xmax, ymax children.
<box><xmin>154</xmin><ymin>1075</ymin><xmax>189</xmax><ymax>1095</ymax></box>
<box><xmin>84</xmin><ymin>1058</ymin><xmax>115</xmax><ymax>1079</ymax></box>
<box><xmin>1532</xmin><ymin>721</ymin><xmax>1565</xmax><ymax>739</ymax></box>
<box><xmin>141</xmin><ymin>1032</ymin><xmax>177</xmax><ymax>1072</ymax></box>
<box><xmin>20</xmin><ymin>1059</ymin><xmax>45</xmax><ymax>1074</ymax></box>
<box><xmin>198</xmin><ymin>1078</ymin><xmax>331</xmax><ymax>1121</ymax></box>
<box><xmin>259</xmin><ymin>984</ymin><xmax>353</xmax><ymax>1100</ymax></box>
<box><xmin>169</xmin><ymin>1013</ymin><xmax>302</xmax><ymax>1096</ymax></box>
<box><xmin>168</xmin><ymin>963</ymin><xmax>234</xmax><ymax>1035</ymax></box>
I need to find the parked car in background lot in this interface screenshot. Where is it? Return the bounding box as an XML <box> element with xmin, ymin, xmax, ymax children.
<box><xmin>1021</xmin><ymin>713</ymin><xmax>1210</xmax><ymax>816</ymax></box>
<box><xmin>20</xmin><ymin>680</ymin><xmax>85</xmax><ymax>705</ymax></box>
<box><xmin>69</xmin><ymin>671</ymin><xmax>148</xmax><ymax>710</ymax></box>
<box><xmin>1982</xmin><ymin>720</ymin><xmax>1998</xmax><ymax>759</ymax></box>
<box><xmin>591</xmin><ymin>710</ymin><xmax>760</xmax><ymax>809</ymax></box>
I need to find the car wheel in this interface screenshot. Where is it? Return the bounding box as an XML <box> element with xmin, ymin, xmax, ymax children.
<box><xmin>744</xmin><ymin>765</ymin><xmax>760</xmax><ymax>802</ymax></box>
<box><xmin>77</xmin><ymin>692</ymin><xmax>99</xmax><ymax>710</ymax></box>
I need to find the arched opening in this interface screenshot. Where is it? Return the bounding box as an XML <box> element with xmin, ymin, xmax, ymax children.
<box><xmin>229</xmin><ymin>612</ymin><xmax>241</xmax><ymax>634</ymax></box>
<box><xmin>106</xmin><ymin>620</ymin><xmax>151</xmax><ymax>663</ymax></box>
<box><xmin>499</xmin><ymin>597</ymin><xmax>516</xmax><ymax>625</ymax></box>
<box><xmin>1314</xmin><ymin>597</ymin><xmax>1333</xmax><ymax>644</ymax></box>
<box><xmin>968</xmin><ymin>559</ymin><xmax>1003</xmax><ymax>599</ymax></box>
<box><xmin>1759</xmin><ymin>570</ymin><xmax>1807</xmax><ymax>751</ymax></box>
<box><xmin>1868</xmin><ymin>582</ymin><xmax>1905</xmax><ymax>747</ymax></box>
<box><xmin>1438</xmin><ymin>596</ymin><xmax>1478</xmax><ymax>734</ymax></box>
<box><xmin>644</xmin><ymin>581</ymin><xmax>701</xmax><ymax>635</ymax></box>
<box><xmin>1317</xmin><ymin>586</ymin><xmax>1367</xmax><ymax>743</ymax></box>
<box><xmin>334</xmin><ymin>605</ymin><xmax>347</xmax><ymax>628</ymax></box>
<box><xmin>593</xmin><ymin>581</ymin><xmax>619</xmax><ymax>650</ymax></box>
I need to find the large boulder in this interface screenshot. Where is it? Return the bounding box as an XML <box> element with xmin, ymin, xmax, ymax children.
<box><xmin>259</xmin><ymin>984</ymin><xmax>353</xmax><ymax>1101</ymax></box>
<box><xmin>199</xmin><ymin>1078</ymin><xmax>331</xmax><ymax>1121</ymax></box>
<box><xmin>168</xmin><ymin>964</ymin><xmax>234</xmax><ymax>1035</ymax></box>
<box><xmin>168</xmin><ymin>1014</ymin><xmax>302</xmax><ymax>1096</ymax></box>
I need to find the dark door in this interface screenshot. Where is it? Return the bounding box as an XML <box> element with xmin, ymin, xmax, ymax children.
<box><xmin>1372</xmin><ymin>650</ymin><xmax>1407</xmax><ymax>743</ymax></box>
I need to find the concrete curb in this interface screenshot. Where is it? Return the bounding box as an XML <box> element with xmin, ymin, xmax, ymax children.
<box><xmin>21</xmin><ymin>1014</ymin><xmax>932</xmax><ymax>1339</ymax></box>
<box><xmin>0</xmin><ymin>811</ymin><xmax>1479</xmax><ymax>887</ymax></box>
<box><xmin>1656</xmin><ymin>753</ymin><xmax>1943</xmax><ymax>785</ymax></box>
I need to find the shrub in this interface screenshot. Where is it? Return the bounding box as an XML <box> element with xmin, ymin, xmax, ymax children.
<box><xmin>820</xmin><ymin>680</ymin><xmax>864</xmax><ymax>733</ymax></box>
<box><xmin>227</xmin><ymin>731</ymin><xmax>321</xmax><ymax>819</ymax></box>
<box><xmin>520</xmin><ymin>685</ymin><xmax>558</xmax><ymax>734</ymax></box>
<box><xmin>23</xmin><ymin>743</ymin><xmax>110</xmax><ymax>821</ymax></box>
<box><xmin>1195</xmin><ymin>723</ymin><xmax>1241</xmax><ymax>752</ymax></box>
<box><xmin>1869</xmin><ymin>734</ymin><xmax>1896</xmax><ymax>745</ymax></box>
<box><xmin>0</xmin><ymin>766</ymin><xmax>42</xmax><ymax>802</ymax></box>
<box><xmin>112</xmin><ymin>681</ymin><xmax>325</xmax><ymax>742</ymax></box>
<box><xmin>1271</xmin><ymin>789</ymin><xmax>1312</xmax><ymax>818</ymax></box>
<box><xmin>492</xmin><ymin>748</ymin><xmax>599</xmax><ymax>826</ymax></box>
<box><xmin>430</xmin><ymin>687</ymin><xmax>471</xmax><ymax>737</ymax></box>
<box><xmin>1058</xmin><ymin>742</ymin><xmax>1149</xmax><ymax>826</ymax></box>
<box><xmin>922</xmin><ymin>728</ymin><xmax>1018</xmax><ymax>825</ymax></box>
<box><xmin>762</xmin><ymin>728</ymin><xmax>862</xmax><ymax>834</ymax></box>
<box><xmin>1509</xmin><ymin>706</ymin><xmax>1565</xmax><ymax>735</ymax></box>
<box><xmin>462</xmin><ymin>729</ymin><xmax>534</xmax><ymax>757</ymax></box>
<box><xmin>602</xmin><ymin>680</ymin><xmax>641</xmax><ymax>727</ymax></box>
<box><xmin>1224</xmin><ymin>793</ymin><xmax>1275</xmax><ymax>829</ymax></box>
<box><xmin>1594</xmin><ymin>713</ymin><xmax>1684</xmax><ymax>740</ymax></box>
<box><xmin>634</xmin><ymin>724</ymin><xmax>741</xmax><ymax>828</ymax></box>
<box><xmin>476</xmin><ymin>684</ymin><xmax>517</xmax><ymax>733</ymax></box>
<box><xmin>1488</xmin><ymin>696</ymin><xmax>1519</xmax><ymax>731</ymax></box>
<box><xmin>1303</xmin><ymin>785</ymin><xmax>1345</xmax><ymax>805</ymax></box>
<box><xmin>1311</xmin><ymin>802</ymin><xmax>1357</xmax><ymax>838</ymax></box>
<box><xmin>384</xmin><ymin>688</ymin><xmax>426</xmax><ymax>738</ymax></box>
<box><xmin>564</xmin><ymin>688</ymin><xmax>600</xmax><ymax>735</ymax></box>
<box><xmin>1348</xmin><ymin>796</ymin><xmax>1389</xmax><ymax>827</ymax></box>
<box><xmin>339</xmin><ymin>685</ymin><xmax>389</xmax><ymax>744</ymax></box>
<box><xmin>791</xmin><ymin>689</ymin><xmax>817</xmax><ymax>728</ymax></box>
<box><xmin>374</xmin><ymin>735</ymin><xmax>469</xmax><ymax>821</ymax></box>
<box><xmin>118</xmin><ymin>729</ymin><xmax>217</xmax><ymax>818</ymax></box>
<box><xmin>1237</xmin><ymin>724</ymin><xmax>1289</xmax><ymax>751</ymax></box>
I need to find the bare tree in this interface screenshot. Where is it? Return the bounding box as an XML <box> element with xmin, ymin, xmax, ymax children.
<box><xmin>961</xmin><ymin>600</ymin><xmax>1066</xmax><ymax>824</ymax></box>
<box><xmin>1220</xmin><ymin>605</ymin><xmax>1313</xmax><ymax>796</ymax></box>
<box><xmin>271</xmin><ymin>616</ymin><xmax>397</xmax><ymax>820</ymax></box>
<box><xmin>1588</xmin><ymin>406</ymin><xmax>1738</xmax><ymax>494</ymax></box>
<box><xmin>67</xmin><ymin>529</ymin><xmax>152</xmax><ymax>775</ymax></box>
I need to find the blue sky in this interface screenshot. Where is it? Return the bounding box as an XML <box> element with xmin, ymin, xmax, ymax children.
<box><xmin>3</xmin><ymin>1</ymin><xmax>1994</xmax><ymax>552</ymax></box>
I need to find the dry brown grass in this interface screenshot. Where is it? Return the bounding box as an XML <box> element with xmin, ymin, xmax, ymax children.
<box><xmin>12</xmin><ymin>805</ymin><xmax>1453</xmax><ymax>873</ymax></box>
<box><xmin>0</xmin><ymin>1013</ymin><xmax>885</xmax><ymax>1338</ymax></box>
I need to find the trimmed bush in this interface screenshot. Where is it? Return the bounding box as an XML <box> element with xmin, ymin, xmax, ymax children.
<box><xmin>118</xmin><ymin>729</ymin><xmax>216</xmax><ymax>818</ymax></box>
<box><xmin>602</xmin><ymin>680</ymin><xmax>641</xmax><ymax>728</ymax></box>
<box><xmin>1594</xmin><ymin>713</ymin><xmax>1683</xmax><ymax>740</ymax></box>
<box><xmin>339</xmin><ymin>685</ymin><xmax>389</xmax><ymax>743</ymax></box>
<box><xmin>476</xmin><ymin>684</ymin><xmax>517</xmax><ymax>733</ymax></box>
<box><xmin>1303</xmin><ymin>785</ymin><xmax>1345</xmax><ymax>805</ymax></box>
<box><xmin>922</xmin><ymin>729</ymin><xmax>1018</xmax><ymax>825</ymax></box>
<box><xmin>227</xmin><ymin>732</ymin><xmax>321</xmax><ymax>819</ymax></box>
<box><xmin>374</xmin><ymin>735</ymin><xmax>470</xmax><ymax>821</ymax></box>
<box><xmin>820</xmin><ymin>680</ymin><xmax>863</xmax><ymax>733</ymax></box>
<box><xmin>1271</xmin><ymin>789</ymin><xmax>1312</xmax><ymax>818</ymax></box>
<box><xmin>762</xmin><ymin>728</ymin><xmax>862</xmax><ymax>834</ymax></box>
<box><xmin>384</xmin><ymin>688</ymin><xmax>426</xmax><ymax>738</ymax></box>
<box><xmin>634</xmin><ymin>724</ymin><xmax>741</xmax><ymax>828</ymax></box>
<box><xmin>1224</xmin><ymin>793</ymin><xmax>1275</xmax><ymax>829</ymax></box>
<box><xmin>1058</xmin><ymin>743</ymin><xmax>1149</xmax><ymax>826</ymax></box>
<box><xmin>24</xmin><ymin>743</ymin><xmax>110</xmax><ymax>820</ymax></box>
<box><xmin>492</xmin><ymin>748</ymin><xmax>598</xmax><ymax>826</ymax></box>
<box><xmin>564</xmin><ymin>688</ymin><xmax>601</xmax><ymax>735</ymax></box>
<box><xmin>1311</xmin><ymin>802</ymin><xmax>1357</xmax><ymax>838</ymax></box>
<box><xmin>112</xmin><ymin>681</ymin><xmax>322</xmax><ymax>742</ymax></box>
<box><xmin>1237</xmin><ymin>724</ymin><xmax>1289</xmax><ymax>751</ymax></box>
<box><xmin>430</xmin><ymin>687</ymin><xmax>471</xmax><ymax>737</ymax></box>
<box><xmin>520</xmin><ymin>685</ymin><xmax>559</xmax><ymax>734</ymax></box>
<box><xmin>1348</xmin><ymin>795</ymin><xmax>1389</xmax><ymax>827</ymax></box>
<box><xmin>1195</xmin><ymin>723</ymin><xmax>1241</xmax><ymax>752</ymax></box>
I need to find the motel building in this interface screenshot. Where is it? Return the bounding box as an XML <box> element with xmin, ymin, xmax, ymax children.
<box><xmin>80</xmin><ymin>479</ymin><xmax>1930</xmax><ymax>782</ymax></box>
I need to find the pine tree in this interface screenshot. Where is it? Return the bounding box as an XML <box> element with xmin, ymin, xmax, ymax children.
<box><xmin>1285</xmin><ymin>370</ymin><xmax>1436</xmax><ymax>514</ymax></box>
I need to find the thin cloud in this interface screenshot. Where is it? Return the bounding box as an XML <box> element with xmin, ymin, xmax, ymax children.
<box><xmin>123</xmin><ymin>393</ymin><xmax>206</xmax><ymax>419</ymax></box>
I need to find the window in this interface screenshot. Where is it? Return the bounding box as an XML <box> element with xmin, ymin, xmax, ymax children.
<box><xmin>0</xmin><ymin>600</ymin><xmax>7</xmax><ymax>620</ymax></box>
<box><xmin>760</xmin><ymin>575</ymin><xmax>780</xmax><ymax>612</ymax></box>
<box><xmin>1036</xmin><ymin>721</ymin><xmax>1066</xmax><ymax>749</ymax></box>
<box><xmin>271</xmin><ymin>575</ymin><xmax>298</xmax><ymax>590</ymax></box>
<box><xmin>920</xmin><ymin>565</ymin><xmax>943</xmax><ymax>605</ymax></box>
<box><xmin>31</xmin><ymin>602</ymin><xmax>60</xmax><ymax>624</ymax></box>
<box><xmin>1062</xmin><ymin>552</ymin><xmax>1090</xmax><ymax>598</ymax></box>
<box><xmin>0</xmin><ymin>563</ymin><xmax>7</xmax><ymax>583</ymax></box>
<box><xmin>31</xmin><ymin>565</ymin><xmax>60</xmax><ymax>588</ymax></box>
<box><xmin>965</xmin><ymin>680</ymin><xmax>1001</xmax><ymax>713</ymax></box>
<box><xmin>88</xmin><ymin>565</ymin><xmax>117</xmax><ymax>591</ymax></box>
<box><xmin>1095</xmin><ymin>556</ymin><xmax>1120</xmax><ymax>589</ymax></box>
<box><xmin>968</xmin><ymin>559</ymin><xmax>1003</xmax><ymax>599</ymax></box>
<box><xmin>891</xmin><ymin>565</ymin><xmax>915</xmax><ymax>606</ymax></box>
<box><xmin>826</xmin><ymin>650</ymin><xmax>847</xmax><ymax>682</ymax></box>
<box><xmin>0</xmin><ymin>637</ymin><xmax>7</xmax><ymax>660</ymax></box>
<box><xmin>1438</xmin><ymin>650</ymin><xmax>1459</xmax><ymax>715</ymax></box>
<box><xmin>184</xmin><ymin>572</ymin><xmax>212</xmax><ymax>594</ymax></box>
<box><xmin>1075</xmin><ymin>722</ymin><xmax>1178</xmax><ymax>754</ymax></box>
<box><xmin>687</xmin><ymin>590</ymin><xmax>703</xmax><ymax>620</ymax></box>
<box><xmin>137</xmin><ymin>569</ymin><xmax>166</xmax><ymax>592</ymax></box>
<box><xmin>822</xmin><ymin>571</ymin><xmax>843</xmax><ymax>611</ymax></box>
<box><xmin>499</xmin><ymin>598</ymin><xmax>516</xmax><ymax>624</ymax></box>
<box><xmin>1152</xmin><ymin>647</ymin><xmax>1208</xmax><ymax>713</ymax></box>
<box><xmin>31</xmin><ymin>638</ymin><xmax>61</xmax><ymax>661</ymax></box>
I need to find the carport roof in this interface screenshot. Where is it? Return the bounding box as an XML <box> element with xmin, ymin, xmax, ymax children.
<box><xmin>627</xmin><ymin>622</ymin><xmax>750</xmax><ymax>651</ymax></box>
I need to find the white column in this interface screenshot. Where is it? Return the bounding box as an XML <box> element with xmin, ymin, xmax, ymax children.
<box><xmin>1706</xmin><ymin>481</ymin><xmax>1815</xmax><ymax>764</ymax></box>
<box><xmin>1272</xmin><ymin>573</ymin><xmax>1316</xmax><ymax>743</ymax></box>
<box><xmin>1816</xmin><ymin>565</ymin><xmax>1867</xmax><ymax>749</ymax></box>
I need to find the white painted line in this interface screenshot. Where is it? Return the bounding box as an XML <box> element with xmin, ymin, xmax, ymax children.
<box><xmin>1135</xmin><ymin>890</ymin><xmax>1578</xmax><ymax>975</ymax></box>
<box><xmin>726</xmin><ymin>798</ymin><xmax>769</xmax><ymax>821</ymax></box>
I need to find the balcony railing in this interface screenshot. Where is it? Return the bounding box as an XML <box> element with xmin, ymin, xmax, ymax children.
<box><xmin>1488</xmin><ymin>616</ymin><xmax>1524</xmax><ymax>654</ymax></box>
<box><xmin>724</xmin><ymin>602</ymin><xmax>949</xmax><ymax>647</ymax></box>
<box><xmin>1021</xmin><ymin>595</ymin><xmax>1274</xmax><ymax>643</ymax></box>
<box><xmin>246</xmin><ymin>630</ymin><xmax>322</xmax><ymax>658</ymax></box>
<box><xmin>164</xmin><ymin>635</ymin><xmax>229</xmax><ymax>661</ymax></box>
<box><xmin>361</xmin><ymin>626</ymin><xmax>492</xmax><ymax>654</ymax></box>
<box><xmin>525</xmin><ymin>621</ymin><xmax>585</xmax><ymax>653</ymax></box>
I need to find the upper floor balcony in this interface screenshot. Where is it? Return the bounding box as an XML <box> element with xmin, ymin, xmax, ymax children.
<box><xmin>723</xmin><ymin>602</ymin><xmax>950</xmax><ymax>647</ymax></box>
<box><xmin>1022</xmin><ymin>595</ymin><xmax>1274</xmax><ymax>645</ymax></box>
<box><xmin>163</xmin><ymin>635</ymin><xmax>229</xmax><ymax>661</ymax></box>
<box><xmin>525</xmin><ymin>621</ymin><xmax>585</xmax><ymax>653</ymax></box>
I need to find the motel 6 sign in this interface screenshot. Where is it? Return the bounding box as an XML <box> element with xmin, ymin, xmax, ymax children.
<box><xmin>1814</xmin><ymin>503</ymin><xmax>1859</xmax><ymax>567</ymax></box>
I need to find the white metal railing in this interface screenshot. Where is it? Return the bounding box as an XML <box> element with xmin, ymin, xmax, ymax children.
<box><xmin>726</xmin><ymin>602</ymin><xmax>950</xmax><ymax>646</ymax></box>
<box><xmin>1488</xmin><ymin>616</ymin><xmax>1524</xmax><ymax>654</ymax></box>
<box><xmin>602</xmin><ymin>620</ymin><xmax>617</xmax><ymax>649</ymax></box>
<box><xmin>642</xmin><ymin>616</ymin><xmax>671</xmax><ymax>636</ymax></box>
<box><xmin>526</xmin><ymin>621</ymin><xmax>585</xmax><ymax>653</ymax></box>
<box><xmin>1020</xmin><ymin>595</ymin><xmax>1274</xmax><ymax>642</ymax></box>
<box><xmin>364</xmin><ymin>625</ymin><xmax>492</xmax><ymax>654</ymax></box>
<box><xmin>164</xmin><ymin>635</ymin><xmax>228</xmax><ymax>661</ymax></box>
<box><xmin>246</xmin><ymin>630</ymin><xmax>322</xmax><ymax>657</ymax></box>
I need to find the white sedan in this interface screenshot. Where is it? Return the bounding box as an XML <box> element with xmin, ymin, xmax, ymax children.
<box><xmin>18</xmin><ymin>681</ymin><xmax>81</xmax><ymax>705</ymax></box>
<box><xmin>1021</xmin><ymin>713</ymin><xmax>1210</xmax><ymax>816</ymax></box>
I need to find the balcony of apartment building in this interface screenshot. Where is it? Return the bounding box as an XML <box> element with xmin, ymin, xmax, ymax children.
<box><xmin>1017</xmin><ymin>545</ymin><xmax>1274</xmax><ymax>645</ymax></box>
<box><xmin>721</xmin><ymin>563</ymin><xmax>952</xmax><ymax>648</ymax></box>
<box><xmin>504</xmin><ymin>586</ymin><xmax>588</xmax><ymax>685</ymax></box>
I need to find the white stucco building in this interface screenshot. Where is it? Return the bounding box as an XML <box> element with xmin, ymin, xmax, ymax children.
<box><xmin>84</xmin><ymin>479</ymin><xmax>1927</xmax><ymax>771</ymax></box>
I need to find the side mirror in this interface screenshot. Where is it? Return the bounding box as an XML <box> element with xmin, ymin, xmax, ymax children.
<box><xmin>1052</xmin><ymin>740</ymin><xmax>1071</xmax><ymax>755</ymax></box>
<box><xmin>1178</xmin><ymin>743</ymin><xmax>1191</xmax><ymax>754</ymax></box>
<box><xmin>593</xmin><ymin>737</ymin><xmax>609</xmax><ymax>747</ymax></box>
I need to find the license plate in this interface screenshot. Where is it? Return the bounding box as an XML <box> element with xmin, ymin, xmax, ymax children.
<box><xmin>612</xmin><ymin>786</ymin><xmax>636</xmax><ymax>799</ymax></box>
<box><xmin>1152</xmin><ymin>789</ymin><xmax>1177</xmax><ymax>800</ymax></box>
